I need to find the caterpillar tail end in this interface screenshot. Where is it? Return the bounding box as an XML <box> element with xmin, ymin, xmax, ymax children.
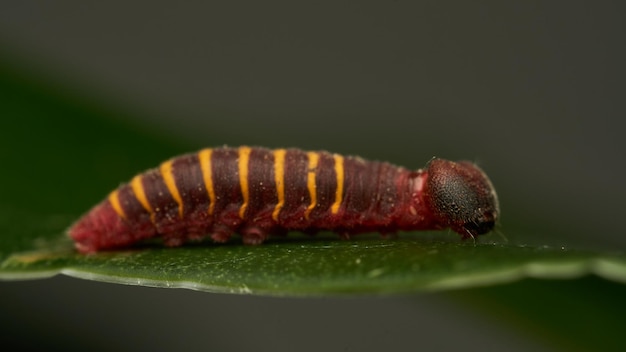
<box><xmin>68</xmin><ymin>201</ymin><xmax>155</xmax><ymax>253</ymax></box>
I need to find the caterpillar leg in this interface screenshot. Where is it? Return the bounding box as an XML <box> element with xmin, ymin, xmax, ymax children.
<box><xmin>162</xmin><ymin>230</ymin><xmax>188</xmax><ymax>247</ymax></box>
<box><xmin>210</xmin><ymin>225</ymin><xmax>234</xmax><ymax>243</ymax></box>
<box><xmin>163</xmin><ymin>237</ymin><xmax>184</xmax><ymax>247</ymax></box>
<box><xmin>241</xmin><ymin>226</ymin><xmax>269</xmax><ymax>245</ymax></box>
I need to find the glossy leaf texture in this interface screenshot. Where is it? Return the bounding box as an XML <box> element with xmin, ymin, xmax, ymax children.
<box><xmin>2</xmin><ymin>234</ymin><xmax>626</xmax><ymax>296</ymax></box>
<box><xmin>1</xmin><ymin>55</ymin><xmax>626</xmax><ymax>298</ymax></box>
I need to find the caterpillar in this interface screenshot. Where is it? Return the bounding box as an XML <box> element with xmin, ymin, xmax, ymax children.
<box><xmin>68</xmin><ymin>146</ymin><xmax>499</xmax><ymax>253</ymax></box>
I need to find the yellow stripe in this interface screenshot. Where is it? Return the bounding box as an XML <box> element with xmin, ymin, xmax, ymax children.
<box><xmin>160</xmin><ymin>159</ymin><xmax>183</xmax><ymax>218</ymax></box>
<box><xmin>238</xmin><ymin>146</ymin><xmax>252</xmax><ymax>219</ymax></box>
<box><xmin>108</xmin><ymin>190</ymin><xmax>126</xmax><ymax>219</ymax></box>
<box><xmin>198</xmin><ymin>148</ymin><xmax>216</xmax><ymax>215</ymax></box>
<box><xmin>130</xmin><ymin>174</ymin><xmax>152</xmax><ymax>214</ymax></box>
<box><xmin>272</xmin><ymin>149</ymin><xmax>286</xmax><ymax>221</ymax></box>
<box><xmin>331</xmin><ymin>154</ymin><xmax>344</xmax><ymax>214</ymax></box>
<box><xmin>304</xmin><ymin>152</ymin><xmax>319</xmax><ymax>220</ymax></box>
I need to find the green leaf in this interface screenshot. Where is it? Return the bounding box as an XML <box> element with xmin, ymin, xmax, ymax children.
<box><xmin>1</xmin><ymin>54</ymin><xmax>625</xmax><ymax>299</ymax></box>
<box><xmin>2</xmin><ymin>234</ymin><xmax>626</xmax><ymax>296</ymax></box>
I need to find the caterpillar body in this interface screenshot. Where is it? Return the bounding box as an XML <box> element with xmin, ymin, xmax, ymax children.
<box><xmin>69</xmin><ymin>146</ymin><xmax>499</xmax><ymax>253</ymax></box>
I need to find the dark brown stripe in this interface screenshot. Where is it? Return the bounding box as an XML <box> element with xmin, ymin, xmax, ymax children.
<box><xmin>309</xmin><ymin>152</ymin><xmax>337</xmax><ymax>221</ymax></box>
<box><xmin>374</xmin><ymin>163</ymin><xmax>402</xmax><ymax>220</ymax></box>
<box><xmin>281</xmin><ymin>149</ymin><xmax>311</xmax><ymax>223</ymax></box>
<box><xmin>117</xmin><ymin>183</ymin><xmax>152</xmax><ymax>224</ymax></box>
<box><xmin>210</xmin><ymin>148</ymin><xmax>243</xmax><ymax>216</ymax></box>
<box><xmin>142</xmin><ymin>169</ymin><xmax>178</xmax><ymax>227</ymax></box>
<box><xmin>171</xmin><ymin>153</ymin><xmax>208</xmax><ymax>217</ymax></box>
<box><xmin>247</xmin><ymin>148</ymin><xmax>278</xmax><ymax>221</ymax></box>
<box><xmin>342</xmin><ymin>156</ymin><xmax>375</xmax><ymax>214</ymax></box>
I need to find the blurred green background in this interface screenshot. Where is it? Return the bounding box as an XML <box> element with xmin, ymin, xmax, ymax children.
<box><xmin>1</xmin><ymin>1</ymin><xmax>624</xmax><ymax>351</ymax></box>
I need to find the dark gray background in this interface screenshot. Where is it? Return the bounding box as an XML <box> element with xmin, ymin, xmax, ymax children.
<box><xmin>1</xmin><ymin>1</ymin><xmax>623</xmax><ymax>350</ymax></box>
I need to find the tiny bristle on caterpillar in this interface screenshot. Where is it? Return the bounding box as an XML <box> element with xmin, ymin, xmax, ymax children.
<box><xmin>68</xmin><ymin>146</ymin><xmax>500</xmax><ymax>253</ymax></box>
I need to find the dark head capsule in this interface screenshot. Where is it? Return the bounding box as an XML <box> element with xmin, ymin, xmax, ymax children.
<box><xmin>423</xmin><ymin>159</ymin><xmax>500</xmax><ymax>239</ymax></box>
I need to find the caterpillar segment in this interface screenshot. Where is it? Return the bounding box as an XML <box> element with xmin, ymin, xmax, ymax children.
<box><xmin>69</xmin><ymin>146</ymin><xmax>499</xmax><ymax>253</ymax></box>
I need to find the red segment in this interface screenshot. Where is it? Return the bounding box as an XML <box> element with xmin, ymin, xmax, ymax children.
<box><xmin>392</xmin><ymin>170</ymin><xmax>439</xmax><ymax>231</ymax></box>
<box><xmin>69</xmin><ymin>200</ymin><xmax>155</xmax><ymax>253</ymax></box>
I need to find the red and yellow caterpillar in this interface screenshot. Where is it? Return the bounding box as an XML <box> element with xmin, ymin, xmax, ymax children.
<box><xmin>69</xmin><ymin>146</ymin><xmax>499</xmax><ymax>253</ymax></box>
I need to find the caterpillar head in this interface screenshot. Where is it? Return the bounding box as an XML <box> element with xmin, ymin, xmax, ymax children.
<box><xmin>424</xmin><ymin>159</ymin><xmax>500</xmax><ymax>239</ymax></box>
